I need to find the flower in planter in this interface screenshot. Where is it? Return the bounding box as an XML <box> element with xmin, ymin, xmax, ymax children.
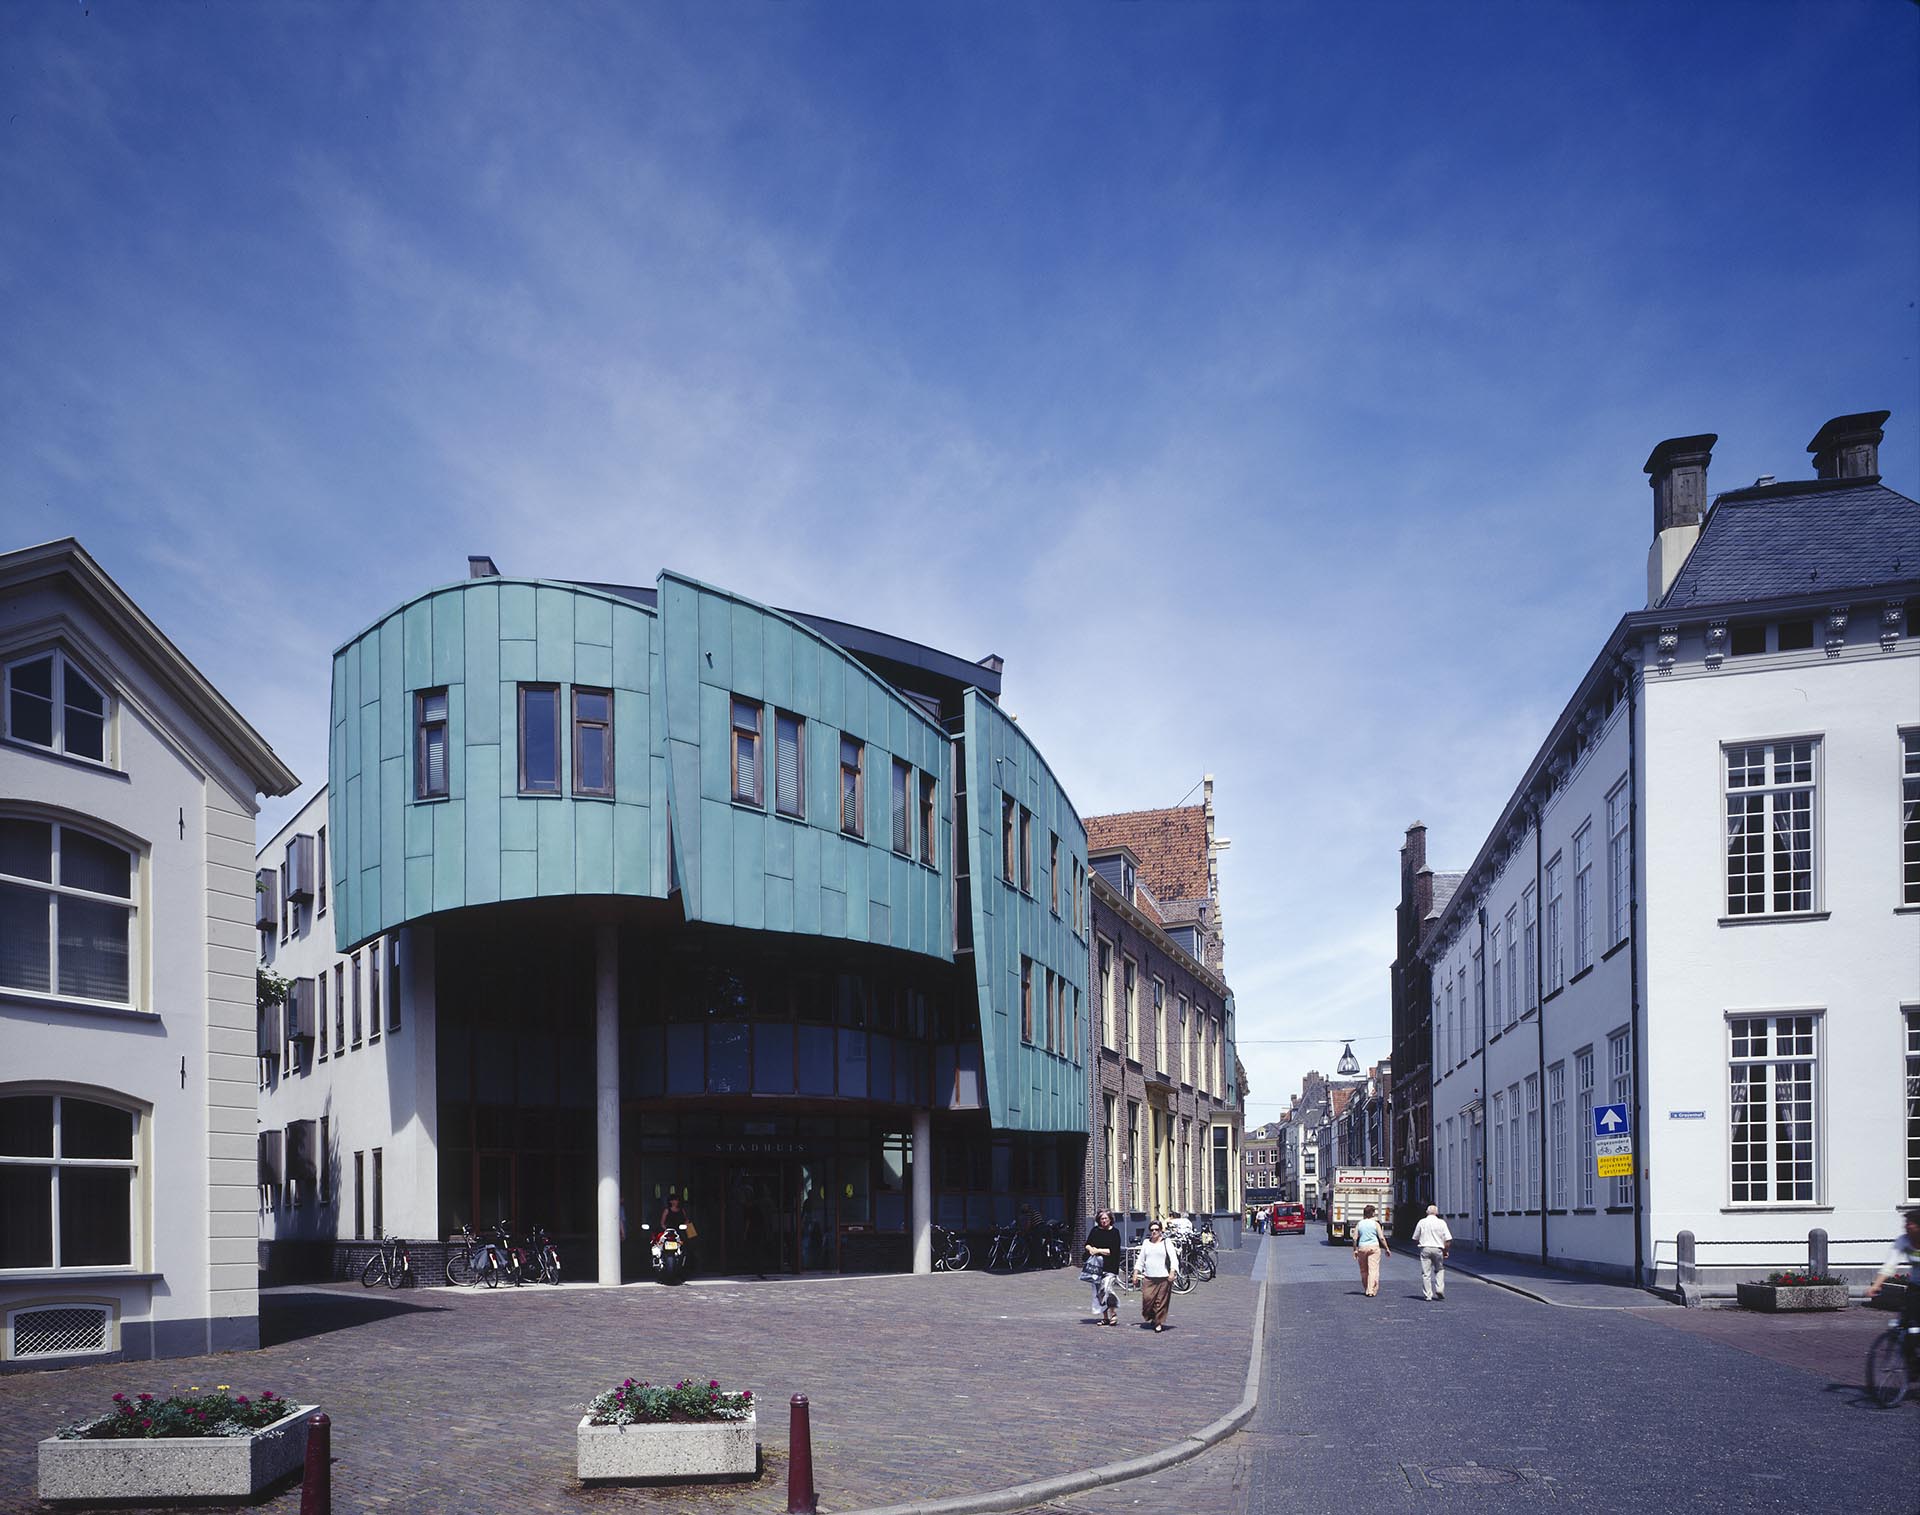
<box><xmin>584</xmin><ymin>1374</ymin><xmax>754</xmax><ymax>1427</ymax></box>
<box><xmin>1762</xmin><ymin>1270</ymin><xmax>1840</xmax><ymax>1287</ymax></box>
<box><xmin>58</xmin><ymin>1389</ymin><xmax>296</xmax><ymax>1442</ymax></box>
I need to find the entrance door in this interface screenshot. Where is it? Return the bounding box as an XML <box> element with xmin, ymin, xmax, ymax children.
<box><xmin>724</xmin><ymin>1162</ymin><xmax>794</xmax><ymax>1275</ymax></box>
<box><xmin>474</xmin><ymin>1150</ymin><xmax>516</xmax><ymax>1232</ymax></box>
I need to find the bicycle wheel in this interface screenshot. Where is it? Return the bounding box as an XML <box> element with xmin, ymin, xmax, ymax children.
<box><xmin>481</xmin><ymin>1251</ymin><xmax>501</xmax><ymax>1288</ymax></box>
<box><xmin>360</xmin><ymin>1253</ymin><xmax>387</xmax><ymax>1289</ymax></box>
<box><xmin>1866</xmin><ymin>1330</ymin><xmax>1910</xmax><ymax>1407</ymax></box>
<box><xmin>541</xmin><ymin>1247</ymin><xmax>561</xmax><ymax>1285</ymax></box>
<box><xmin>1171</xmin><ymin>1265</ymin><xmax>1195</xmax><ymax>1294</ymax></box>
<box><xmin>445</xmin><ymin>1249</ymin><xmax>472</xmax><ymax>1287</ymax></box>
<box><xmin>1008</xmin><ymin>1236</ymin><xmax>1030</xmax><ymax>1270</ymax></box>
<box><xmin>1195</xmin><ymin>1251</ymin><xmax>1217</xmax><ymax>1283</ymax></box>
<box><xmin>949</xmin><ymin>1239</ymin><xmax>970</xmax><ymax>1271</ymax></box>
<box><xmin>388</xmin><ymin>1247</ymin><xmax>410</xmax><ymax>1289</ymax></box>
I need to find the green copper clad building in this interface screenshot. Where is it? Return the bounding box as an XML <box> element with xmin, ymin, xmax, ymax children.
<box><xmin>324</xmin><ymin>561</ymin><xmax>1089</xmax><ymax>1278</ymax></box>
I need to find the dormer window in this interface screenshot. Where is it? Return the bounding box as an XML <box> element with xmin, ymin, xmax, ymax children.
<box><xmin>5</xmin><ymin>651</ymin><xmax>111</xmax><ymax>764</ymax></box>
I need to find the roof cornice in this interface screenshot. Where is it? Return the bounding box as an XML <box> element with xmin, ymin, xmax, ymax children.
<box><xmin>0</xmin><ymin>538</ymin><xmax>299</xmax><ymax>796</ymax></box>
<box><xmin>1090</xmin><ymin>869</ymin><xmax>1229</xmax><ymax>999</ymax></box>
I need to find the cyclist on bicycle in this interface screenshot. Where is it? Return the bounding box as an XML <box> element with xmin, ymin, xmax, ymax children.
<box><xmin>1866</xmin><ymin>1207</ymin><xmax>1920</xmax><ymax>1334</ymax></box>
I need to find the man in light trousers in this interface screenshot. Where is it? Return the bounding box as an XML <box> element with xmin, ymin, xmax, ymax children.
<box><xmin>1413</xmin><ymin>1204</ymin><xmax>1452</xmax><ymax>1302</ymax></box>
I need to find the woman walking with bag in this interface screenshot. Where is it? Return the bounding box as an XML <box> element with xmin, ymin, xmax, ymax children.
<box><xmin>1133</xmin><ymin>1221</ymin><xmax>1180</xmax><ymax>1332</ymax></box>
<box><xmin>1083</xmin><ymin>1209</ymin><xmax>1123</xmax><ymax>1326</ymax></box>
<box><xmin>1352</xmin><ymin>1204</ymin><xmax>1390</xmax><ymax>1296</ymax></box>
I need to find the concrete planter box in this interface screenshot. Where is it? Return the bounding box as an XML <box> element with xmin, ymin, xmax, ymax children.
<box><xmin>1736</xmin><ymin>1282</ymin><xmax>1849</xmax><ymax>1312</ymax></box>
<box><xmin>38</xmin><ymin>1404</ymin><xmax>317</xmax><ymax>1504</ymax></box>
<box><xmin>577</xmin><ymin>1409</ymin><xmax>757</xmax><ymax>1483</ymax></box>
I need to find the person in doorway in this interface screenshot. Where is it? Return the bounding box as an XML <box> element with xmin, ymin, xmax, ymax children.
<box><xmin>1084</xmin><ymin>1209</ymin><xmax>1123</xmax><ymax>1326</ymax></box>
<box><xmin>658</xmin><ymin>1193</ymin><xmax>695</xmax><ymax>1265</ymax></box>
<box><xmin>1352</xmin><ymin>1204</ymin><xmax>1390</xmax><ymax>1296</ymax></box>
<box><xmin>1133</xmin><ymin>1221</ymin><xmax>1180</xmax><ymax>1332</ymax></box>
<box><xmin>1412</xmin><ymin>1204</ymin><xmax>1453</xmax><ymax>1302</ymax></box>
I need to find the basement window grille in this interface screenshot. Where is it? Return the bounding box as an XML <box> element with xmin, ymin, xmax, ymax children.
<box><xmin>9</xmin><ymin>1304</ymin><xmax>111</xmax><ymax>1359</ymax></box>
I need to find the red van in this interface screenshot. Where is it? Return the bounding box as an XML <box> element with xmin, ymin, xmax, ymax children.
<box><xmin>1270</xmin><ymin>1204</ymin><xmax>1305</xmax><ymax>1235</ymax></box>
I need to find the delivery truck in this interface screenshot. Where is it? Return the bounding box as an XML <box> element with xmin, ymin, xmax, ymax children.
<box><xmin>1326</xmin><ymin>1166</ymin><xmax>1393</xmax><ymax>1244</ymax></box>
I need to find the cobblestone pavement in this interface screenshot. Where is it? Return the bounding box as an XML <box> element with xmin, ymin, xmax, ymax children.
<box><xmin>0</xmin><ymin>1250</ymin><xmax>1261</xmax><ymax>1514</ymax></box>
<box><xmin>1028</xmin><ymin>1237</ymin><xmax>1915</xmax><ymax>1515</ymax></box>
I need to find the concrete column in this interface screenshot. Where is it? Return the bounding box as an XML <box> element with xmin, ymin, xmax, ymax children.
<box><xmin>911</xmin><ymin>1108</ymin><xmax>933</xmax><ymax>1274</ymax></box>
<box><xmin>595</xmin><ymin>924</ymin><xmax>621</xmax><ymax>1287</ymax></box>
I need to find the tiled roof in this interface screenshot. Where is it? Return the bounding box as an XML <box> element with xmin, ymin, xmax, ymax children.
<box><xmin>1427</xmin><ymin>871</ymin><xmax>1465</xmax><ymax>922</ymax></box>
<box><xmin>1086</xmin><ymin>806</ymin><xmax>1209</xmax><ymax>901</ymax></box>
<box><xmin>1661</xmin><ymin>478</ymin><xmax>1919</xmax><ymax>608</ymax></box>
<box><xmin>1329</xmin><ymin>1087</ymin><xmax>1356</xmax><ymax>1118</ymax></box>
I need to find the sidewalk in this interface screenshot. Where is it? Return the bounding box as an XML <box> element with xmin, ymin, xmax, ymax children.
<box><xmin>1446</xmin><ymin>1249</ymin><xmax>1679</xmax><ymax>1309</ymax></box>
<box><xmin>0</xmin><ymin>1246</ymin><xmax>1267</xmax><ymax>1514</ymax></box>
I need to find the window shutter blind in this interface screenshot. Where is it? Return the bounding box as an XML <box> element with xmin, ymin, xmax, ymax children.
<box><xmin>776</xmin><ymin>717</ymin><xmax>801</xmax><ymax>813</ymax></box>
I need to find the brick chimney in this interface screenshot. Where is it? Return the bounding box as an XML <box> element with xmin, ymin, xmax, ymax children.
<box><xmin>1645</xmin><ymin>433</ymin><xmax>1716</xmax><ymax>607</ymax></box>
<box><xmin>1807</xmin><ymin>410</ymin><xmax>1889</xmax><ymax>480</ymax></box>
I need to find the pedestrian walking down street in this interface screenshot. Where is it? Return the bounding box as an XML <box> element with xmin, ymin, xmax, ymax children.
<box><xmin>1352</xmin><ymin>1205</ymin><xmax>1390</xmax><ymax>1296</ymax></box>
<box><xmin>1084</xmin><ymin>1209</ymin><xmax>1123</xmax><ymax>1326</ymax></box>
<box><xmin>1134</xmin><ymin>1221</ymin><xmax>1180</xmax><ymax>1332</ymax></box>
<box><xmin>1412</xmin><ymin>1204</ymin><xmax>1452</xmax><ymax>1302</ymax></box>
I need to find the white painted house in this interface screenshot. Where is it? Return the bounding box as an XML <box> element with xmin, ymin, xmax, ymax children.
<box><xmin>1</xmin><ymin>540</ymin><xmax>296</xmax><ymax>1366</ymax></box>
<box><xmin>1423</xmin><ymin>412</ymin><xmax>1919</xmax><ymax>1289</ymax></box>
<box><xmin>254</xmin><ymin>786</ymin><xmax>437</xmax><ymax>1278</ymax></box>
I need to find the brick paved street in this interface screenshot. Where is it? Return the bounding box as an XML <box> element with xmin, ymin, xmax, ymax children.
<box><xmin>0</xmin><ymin>1249</ymin><xmax>1261</xmax><ymax>1514</ymax></box>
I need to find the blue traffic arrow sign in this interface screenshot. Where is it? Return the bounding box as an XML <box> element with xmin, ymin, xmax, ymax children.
<box><xmin>1593</xmin><ymin>1103</ymin><xmax>1629</xmax><ymax>1138</ymax></box>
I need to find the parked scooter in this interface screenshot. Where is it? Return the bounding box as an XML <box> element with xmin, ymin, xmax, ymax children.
<box><xmin>651</xmin><ymin>1224</ymin><xmax>691</xmax><ymax>1284</ymax></box>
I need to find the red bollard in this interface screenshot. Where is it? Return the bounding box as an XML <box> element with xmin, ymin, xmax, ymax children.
<box><xmin>299</xmin><ymin>1411</ymin><xmax>330</xmax><ymax>1515</ymax></box>
<box><xmin>786</xmin><ymin>1393</ymin><xmax>817</xmax><ymax>1515</ymax></box>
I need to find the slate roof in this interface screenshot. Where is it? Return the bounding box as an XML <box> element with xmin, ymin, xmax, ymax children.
<box><xmin>1085</xmin><ymin>805</ymin><xmax>1210</xmax><ymax>902</ymax></box>
<box><xmin>1660</xmin><ymin>477</ymin><xmax>1920</xmax><ymax>608</ymax></box>
<box><xmin>1426</xmin><ymin>871</ymin><xmax>1465</xmax><ymax>924</ymax></box>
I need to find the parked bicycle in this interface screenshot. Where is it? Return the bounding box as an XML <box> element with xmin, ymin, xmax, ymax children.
<box><xmin>1176</xmin><ymin>1229</ymin><xmax>1216</xmax><ymax>1283</ymax></box>
<box><xmin>359</xmin><ymin>1234</ymin><xmax>412</xmax><ymax>1289</ymax></box>
<box><xmin>524</xmin><ymin>1223</ymin><xmax>562</xmax><ymax>1285</ymax></box>
<box><xmin>932</xmin><ymin>1223</ymin><xmax>970</xmax><ymax>1271</ymax></box>
<box><xmin>444</xmin><ymin>1222</ymin><xmax>511</xmax><ymax>1287</ymax></box>
<box><xmin>983</xmin><ymin>1220</ymin><xmax>1027</xmax><ymax>1271</ymax></box>
<box><xmin>1035</xmin><ymin>1219</ymin><xmax>1072</xmax><ymax>1268</ymax></box>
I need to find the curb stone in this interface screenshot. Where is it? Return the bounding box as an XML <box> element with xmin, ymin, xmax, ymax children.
<box><xmin>835</xmin><ymin>1244</ymin><xmax>1272</xmax><ymax>1515</ymax></box>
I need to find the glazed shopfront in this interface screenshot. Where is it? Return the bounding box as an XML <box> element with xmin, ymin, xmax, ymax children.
<box><xmin>433</xmin><ymin>918</ymin><xmax>1081</xmax><ymax>1276</ymax></box>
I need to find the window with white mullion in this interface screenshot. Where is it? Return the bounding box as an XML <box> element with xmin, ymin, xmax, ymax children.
<box><xmin>1524</xmin><ymin>1074</ymin><xmax>1540</xmax><ymax>1211</ymax></box>
<box><xmin>1608</xmin><ymin>1031</ymin><xmax>1634</xmax><ymax>1207</ymax></box>
<box><xmin>1572</xmin><ymin>822</ymin><xmax>1594</xmax><ymax>974</ymax></box>
<box><xmin>1504</xmin><ymin>906</ymin><xmax>1520</xmax><ymax>1017</ymax></box>
<box><xmin>1575</xmin><ymin>1049</ymin><xmax>1595</xmax><ymax>1208</ymax></box>
<box><xmin>1606</xmin><ymin>782</ymin><xmax>1630</xmax><ymax>945</ymax></box>
<box><xmin>1491</xmin><ymin>1091</ymin><xmax>1507</xmax><ymax>1210</ymax></box>
<box><xmin>1489</xmin><ymin>923</ymin><xmax>1504</xmax><ymax>1029</ymax></box>
<box><xmin>1728</xmin><ymin>1014</ymin><xmax>1818</xmax><ymax>1204</ymax></box>
<box><xmin>1507</xmin><ymin>1081</ymin><xmax>1524</xmax><ymax>1212</ymax></box>
<box><xmin>1548</xmin><ymin>1062</ymin><xmax>1567</xmax><ymax>1208</ymax></box>
<box><xmin>1902</xmin><ymin>733</ymin><xmax>1920</xmax><ymax>907</ymax></box>
<box><xmin>1544</xmin><ymin>855</ymin><xmax>1565</xmax><ymax>993</ymax></box>
<box><xmin>4</xmin><ymin>650</ymin><xmax>111</xmax><ymax>764</ymax></box>
<box><xmin>1905</xmin><ymin>1008</ymin><xmax>1920</xmax><ymax>1203</ymax></box>
<box><xmin>0</xmin><ymin>819</ymin><xmax>137</xmax><ymax>1006</ymax></box>
<box><xmin>1724</xmin><ymin>740</ymin><xmax>1818</xmax><ymax>915</ymax></box>
<box><xmin>0</xmin><ymin>1092</ymin><xmax>139</xmax><ymax>1270</ymax></box>
<box><xmin>1521</xmin><ymin>886</ymin><xmax>1537</xmax><ymax>1010</ymax></box>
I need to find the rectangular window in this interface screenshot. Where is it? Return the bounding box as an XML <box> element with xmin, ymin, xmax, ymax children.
<box><xmin>1489</xmin><ymin>924</ymin><xmax>1504</xmax><ymax>1029</ymax></box>
<box><xmin>1544</xmin><ymin>855</ymin><xmax>1564</xmax><ymax>993</ymax></box>
<box><xmin>1105</xmin><ymin>1094</ymin><xmax>1119</xmax><ymax>1208</ymax></box>
<box><xmin>1522</xmin><ymin>886</ymin><xmax>1537</xmax><ymax>1010</ymax></box>
<box><xmin>353</xmin><ymin>1151</ymin><xmax>365</xmax><ymax>1240</ymax></box>
<box><xmin>372</xmin><ymin>1148</ymin><xmax>384</xmax><ymax>1240</ymax></box>
<box><xmin>1903</xmin><ymin>732</ymin><xmax>1920</xmax><ymax>906</ymax></box>
<box><xmin>0</xmin><ymin>1092</ymin><xmax>137</xmax><ymax>1269</ymax></box>
<box><xmin>1508</xmin><ymin>1081</ymin><xmax>1524</xmax><ymax>1212</ymax></box>
<box><xmin>1504</xmin><ymin>906</ymin><xmax>1520</xmax><ymax>1018</ymax></box>
<box><xmin>6</xmin><ymin>650</ymin><xmax>112</xmax><ymax>763</ymax></box>
<box><xmin>1607</xmin><ymin>782</ymin><xmax>1630</xmax><ymax>945</ymax></box>
<box><xmin>1729</xmin><ymin>1014</ymin><xmax>1817</xmax><ymax>1204</ymax></box>
<box><xmin>0</xmin><ymin>818</ymin><xmax>137</xmax><ymax>1007</ymax></box>
<box><xmin>334</xmin><ymin>964</ymin><xmax>345</xmax><ymax>1054</ymax></box>
<box><xmin>1548</xmin><ymin>1062</ymin><xmax>1567</xmax><ymax>1208</ymax></box>
<box><xmin>1442</xmin><ymin>977</ymin><xmax>1454</xmax><ymax>1067</ymax></box>
<box><xmin>1492</xmin><ymin>1092</ymin><xmax>1507</xmax><ymax>1210</ymax></box>
<box><xmin>516</xmin><ymin>683</ymin><xmax>561</xmax><ymax>794</ymax></box>
<box><xmin>1020</xmin><ymin>958</ymin><xmax>1033</xmax><ymax>1044</ymax></box>
<box><xmin>316</xmin><ymin>825</ymin><xmax>328</xmax><ymax>915</ymax></box>
<box><xmin>1610</xmin><ymin>1031</ymin><xmax>1634</xmax><ymax>1207</ymax></box>
<box><xmin>318</xmin><ymin>973</ymin><xmax>328</xmax><ymax>1060</ymax></box>
<box><xmin>1122</xmin><ymin>958</ymin><xmax>1136</xmax><ymax>1060</ymax></box>
<box><xmin>573</xmin><ymin>687</ymin><xmax>614</xmax><ymax>797</ymax></box>
<box><xmin>767</xmin><ymin>711</ymin><xmax>802</xmax><ymax>819</ymax></box>
<box><xmin>1525</xmin><ymin>1074</ymin><xmax>1540</xmax><ymax>1211</ymax></box>
<box><xmin>368</xmin><ymin>944</ymin><xmax>381</xmax><ymax>1043</ymax></box>
<box><xmin>888</xmin><ymin>759</ymin><xmax>910</xmax><ymax>854</ymax></box>
<box><xmin>1573</xmin><ymin>822</ymin><xmax>1594</xmax><ymax>974</ymax></box>
<box><xmin>1777</xmin><ymin>619</ymin><xmax>1815</xmax><ymax>652</ymax></box>
<box><xmin>1151</xmin><ymin>979</ymin><xmax>1165</xmax><ymax>1073</ymax></box>
<box><xmin>1126</xmin><ymin>1101</ymin><xmax>1139</xmax><ymax>1211</ymax></box>
<box><xmin>1001</xmin><ymin>796</ymin><xmax>1016</xmax><ymax>882</ymax></box>
<box><xmin>1576</xmin><ymin>1048</ymin><xmax>1595</xmax><ymax>1207</ymax></box>
<box><xmin>387</xmin><ymin>936</ymin><xmax>402</xmax><ymax>1031</ymax></box>
<box><xmin>729</xmin><ymin>697</ymin><xmax>762</xmax><ymax>806</ymax></box>
<box><xmin>919</xmin><ymin>772</ymin><xmax>937</xmax><ymax>865</ymax></box>
<box><xmin>317</xmin><ymin>1114</ymin><xmax>331</xmax><ymax>1205</ymax></box>
<box><xmin>1019</xmin><ymin>808</ymin><xmax>1033</xmax><ymax>894</ymax></box>
<box><xmin>840</xmin><ymin>738</ymin><xmax>864</xmax><ymax>836</ymax></box>
<box><xmin>1905</xmin><ymin>1008</ymin><xmax>1920</xmax><ymax>1202</ymax></box>
<box><xmin>1049</xmin><ymin>834</ymin><xmax>1060</xmax><ymax>914</ymax></box>
<box><xmin>1725</xmin><ymin>739</ymin><xmax>1818</xmax><ymax>914</ymax></box>
<box><xmin>1098</xmin><ymin>940</ymin><xmax>1114</xmax><ymax>1048</ymax></box>
<box><xmin>350</xmin><ymin>953</ymin><xmax>362</xmax><ymax>1046</ymax></box>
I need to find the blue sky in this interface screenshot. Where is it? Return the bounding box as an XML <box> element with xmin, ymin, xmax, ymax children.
<box><xmin>5</xmin><ymin>1</ymin><xmax>1916</xmax><ymax>1117</ymax></box>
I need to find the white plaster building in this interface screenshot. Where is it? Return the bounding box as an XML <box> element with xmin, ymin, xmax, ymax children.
<box><xmin>254</xmin><ymin>788</ymin><xmax>436</xmax><ymax>1279</ymax></box>
<box><xmin>1423</xmin><ymin>413</ymin><xmax>1919</xmax><ymax>1289</ymax></box>
<box><xmin>1</xmin><ymin>540</ymin><xmax>296</xmax><ymax>1366</ymax></box>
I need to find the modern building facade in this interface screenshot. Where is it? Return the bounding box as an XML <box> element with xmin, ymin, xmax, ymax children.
<box><xmin>258</xmin><ymin>561</ymin><xmax>1091</xmax><ymax>1280</ymax></box>
<box><xmin>2</xmin><ymin>540</ymin><xmax>297</xmax><ymax>1367</ymax></box>
<box><xmin>1422</xmin><ymin>412</ymin><xmax>1919</xmax><ymax>1288</ymax></box>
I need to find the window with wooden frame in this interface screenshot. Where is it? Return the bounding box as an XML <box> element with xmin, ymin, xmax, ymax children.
<box><xmin>1020</xmin><ymin>957</ymin><xmax>1034</xmax><ymax>1043</ymax></box>
<box><xmin>1121</xmin><ymin>957</ymin><xmax>1136</xmax><ymax>1059</ymax></box>
<box><xmin>4</xmin><ymin>649</ymin><xmax>112</xmax><ymax>765</ymax></box>
<box><xmin>839</xmin><ymin>737</ymin><xmax>864</xmax><ymax>836</ymax></box>
<box><xmin>891</xmin><ymin>758</ymin><xmax>911</xmax><ymax>855</ymax></box>
<box><xmin>774</xmin><ymin>711</ymin><xmax>804</xmax><ymax>819</ymax></box>
<box><xmin>573</xmin><ymin>687</ymin><xmax>614</xmax><ymax>797</ymax></box>
<box><xmin>350</xmin><ymin>953</ymin><xmax>362</xmax><ymax>1046</ymax></box>
<box><xmin>730</xmin><ymin>697</ymin><xmax>762</xmax><ymax>806</ymax></box>
<box><xmin>918</xmin><ymin>772</ymin><xmax>937</xmax><ymax>866</ymax></box>
<box><xmin>0</xmin><ymin>1091</ymin><xmax>140</xmax><ymax>1269</ymax></box>
<box><xmin>368</xmin><ymin>945</ymin><xmax>381</xmax><ymax>1043</ymax></box>
<box><xmin>316</xmin><ymin>825</ymin><xmax>328</xmax><ymax>915</ymax></box>
<box><xmin>1001</xmin><ymin>796</ymin><xmax>1016</xmax><ymax>883</ymax></box>
<box><xmin>518</xmin><ymin>683</ymin><xmax>561</xmax><ymax>794</ymax></box>
<box><xmin>333</xmin><ymin>963</ymin><xmax>345</xmax><ymax>1054</ymax></box>
<box><xmin>1048</xmin><ymin>834</ymin><xmax>1059</xmax><ymax>913</ymax></box>
<box><xmin>414</xmin><ymin>688</ymin><xmax>449</xmax><ymax>800</ymax></box>
<box><xmin>0</xmin><ymin>817</ymin><xmax>139</xmax><ymax>1008</ymax></box>
<box><xmin>386</xmin><ymin>936</ymin><xmax>401</xmax><ymax>1031</ymax></box>
<box><xmin>1019</xmin><ymin>808</ymin><xmax>1033</xmax><ymax>894</ymax></box>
